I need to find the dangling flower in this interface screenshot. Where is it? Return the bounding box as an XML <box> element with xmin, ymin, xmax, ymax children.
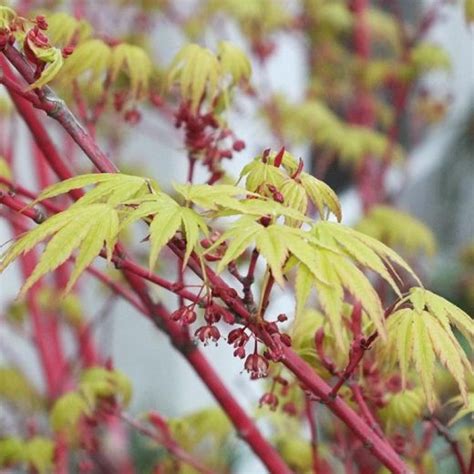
<box><xmin>244</xmin><ymin>353</ymin><xmax>269</xmax><ymax>379</ymax></box>
<box><xmin>194</xmin><ymin>325</ymin><xmax>221</xmax><ymax>345</ymax></box>
<box><xmin>259</xmin><ymin>392</ymin><xmax>278</xmax><ymax>410</ymax></box>
<box><xmin>170</xmin><ymin>306</ymin><xmax>196</xmax><ymax>326</ymax></box>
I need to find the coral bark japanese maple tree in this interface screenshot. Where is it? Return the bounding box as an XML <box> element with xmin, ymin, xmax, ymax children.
<box><xmin>0</xmin><ymin>1</ymin><xmax>472</xmax><ymax>473</ymax></box>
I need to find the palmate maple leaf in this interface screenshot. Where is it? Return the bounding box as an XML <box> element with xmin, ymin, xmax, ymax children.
<box><xmin>239</xmin><ymin>150</ymin><xmax>342</xmax><ymax>222</ymax></box>
<box><xmin>121</xmin><ymin>192</ymin><xmax>208</xmax><ymax>268</ymax></box>
<box><xmin>0</xmin><ymin>204</ymin><xmax>119</xmax><ymax>296</ymax></box>
<box><xmin>379</xmin><ymin>287</ymin><xmax>473</xmax><ymax>411</ymax></box>
<box><xmin>293</xmin><ymin>221</ymin><xmax>420</xmax><ymax>348</ymax></box>
<box><xmin>0</xmin><ymin>174</ymin><xmax>156</xmax><ymax>295</ymax></box>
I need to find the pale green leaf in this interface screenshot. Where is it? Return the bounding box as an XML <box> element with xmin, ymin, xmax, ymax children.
<box><xmin>295</xmin><ymin>263</ymin><xmax>314</xmax><ymax>318</ymax></box>
<box><xmin>148</xmin><ymin>207</ymin><xmax>182</xmax><ymax>270</ymax></box>
<box><xmin>24</xmin><ymin>437</ymin><xmax>54</xmax><ymax>474</ymax></box>
<box><xmin>426</xmin><ymin>312</ymin><xmax>468</xmax><ymax>403</ymax></box>
<box><xmin>394</xmin><ymin>309</ymin><xmax>415</xmax><ymax>388</ymax></box>
<box><xmin>29</xmin><ymin>48</ymin><xmax>64</xmax><ymax>89</ymax></box>
<box><xmin>65</xmin><ymin>206</ymin><xmax>119</xmax><ymax>293</ymax></box>
<box><xmin>412</xmin><ymin>312</ymin><xmax>436</xmax><ymax>410</ymax></box>
<box><xmin>255</xmin><ymin>225</ymin><xmax>289</xmax><ymax>286</ymax></box>
<box><xmin>333</xmin><ymin>255</ymin><xmax>386</xmax><ymax>339</ymax></box>
<box><xmin>0</xmin><ymin>211</ymin><xmax>72</xmax><ymax>271</ymax></box>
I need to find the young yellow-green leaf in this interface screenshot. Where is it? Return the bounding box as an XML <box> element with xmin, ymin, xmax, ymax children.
<box><xmin>466</xmin><ymin>0</ymin><xmax>474</xmax><ymax>23</ymax></box>
<box><xmin>181</xmin><ymin>207</ymin><xmax>207</xmax><ymax>264</ymax></box>
<box><xmin>216</xmin><ymin>198</ymin><xmax>309</xmax><ymax>222</ymax></box>
<box><xmin>110</xmin><ymin>43</ymin><xmax>153</xmax><ymax>99</ymax></box>
<box><xmin>315</xmin><ymin>221</ymin><xmax>421</xmax><ymax>288</ymax></box>
<box><xmin>46</xmin><ymin>12</ymin><xmax>91</xmax><ymax>46</ymax></box>
<box><xmin>21</xmin><ymin>205</ymin><xmax>119</xmax><ymax>296</ymax></box>
<box><xmin>295</xmin><ymin>263</ymin><xmax>313</xmax><ymax>317</ymax></box>
<box><xmin>447</xmin><ymin>393</ymin><xmax>474</xmax><ymax>425</ymax></box>
<box><xmin>24</xmin><ymin>437</ymin><xmax>54</xmax><ymax>474</ymax></box>
<box><xmin>280</xmin><ymin>178</ymin><xmax>308</xmax><ymax>226</ymax></box>
<box><xmin>80</xmin><ymin>367</ymin><xmax>132</xmax><ymax>407</ymax></box>
<box><xmin>255</xmin><ymin>225</ymin><xmax>289</xmax><ymax>286</ymax></box>
<box><xmin>300</xmin><ymin>173</ymin><xmax>342</xmax><ymax>222</ymax></box>
<box><xmin>0</xmin><ymin>437</ymin><xmax>23</xmax><ymax>467</ymax></box>
<box><xmin>35</xmin><ymin>173</ymin><xmax>158</xmax><ymax>207</ymax></box>
<box><xmin>379</xmin><ymin>388</ymin><xmax>425</xmax><ymax>432</ymax></box>
<box><xmin>0</xmin><ymin>6</ymin><xmax>16</xmax><ymax>30</ymax></box>
<box><xmin>239</xmin><ymin>157</ymin><xmax>287</xmax><ymax>193</ymax></box>
<box><xmin>426</xmin><ymin>312</ymin><xmax>468</xmax><ymax>402</ymax></box>
<box><xmin>413</xmin><ymin>313</ymin><xmax>437</xmax><ymax>410</ymax></box>
<box><xmin>315</xmin><ymin>221</ymin><xmax>403</xmax><ymax>296</ymax></box>
<box><xmin>49</xmin><ymin>391</ymin><xmax>91</xmax><ymax>435</ymax></box>
<box><xmin>394</xmin><ymin>309</ymin><xmax>415</xmax><ymax>388</ymax></box>
<box><xmin>122</xmin><ymin>193</ymin><xmax>208</xmax><ymax>267</ymax></box>
<box><xmin>294</xmin><ymin>237</ymin><xmax>392</xmax><ymax>350</ymax></box>
<box><xmin>28</xmin><ymin>46</ymin><xmax>64</xmax><ymax>89</ymax></box>
<box><xmin>167</xmin><ymin>44</ymin><xmax>220</xmax><ymax>111</ymax></box>
<box><xmin>148</xmin><ymin>206</ymin><xmax>182</xmax><ymax>269</ymax></box>
<box><xmin>0</xmin><ymin>204</ymin><xmax>120</xmax><ymax>297</ymax></box>
<box><xmin>58</xmin><ymin>39</ymin><xmax>111</xmax><ymax>81</ymax></box>
<box><xmin>0</xmin><ymin>210</ymin><xmax>79</xmax><ymax>271</ymax></box>
<box><xmin>209</xmin><ymin>217</ymin><xmax>328</xmax><ymax>287</ymax></box>
<box><xmin>218</xmin><ymin>41</ymin><xmax>252</xmax><ymax>84</ymax></box>
<box><xmin>333</xmin><ymin>256</ymin><xmax>386</xmax><ymax>339</ymax></box>
<box><xmin>174</xmin><ymin>182</ymin><xmax>249</xmax><ymax>210</ymax></box>
<box><xmin>0</xmin><ymin>366</ymin><xmax>43</xmax><ymax>411</ymax></box>
<box><xmin>422</xmin><ymin>289</ymin><xmax>474</xmax><ymax>346</ymax></box>
<box><xmin>66</xmin><ymin>205</ymin><xmax>119</xmax><ymax>293</ymax></box>
<box><xmin>380</xmin><ymin>289</ymin><xmax>472</xmax><ymax>411</ymax></box>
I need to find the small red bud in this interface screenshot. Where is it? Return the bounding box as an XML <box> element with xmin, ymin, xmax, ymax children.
<box><xmin>124</xmin><ymin>109</ymin><xmax>141</xmax><ymax>125</ymax></box>
<box><xmin>232</xmin><ymin>140</ymin><xmax>246</xmax><ymax>152</ymax></box>
<box><xmin>273</xmin><ymin>191</ymin><xmax>284</xmax><ymax>203</ymax></box>
<box><xmin>36</xmin><ymin>16</ymin><xmax>48</xmax><ymax>30</ymax></box>
<box><xmin>259</xmin><ymin>392</ymin><xmax>279</xmax><ymax>410</ymax></box>
<box><xmin>233</xmin><ymin>346</ymin><xmax>246</xmax><ymax>359</ymax></box>
<box><xmin>273</xmin><ymin>146</ymin><xmax>285</xmax><ymax>167</ymax></box>
<box><xmin>262</xmin><ymin>148</ymin><xmax>271</xmax><ymax>163</ymax></box>
<box><xmin>62</xmin><ymin>46</ymin><xmax>74</xmax><ymax>58</ymax></box>
<box><xmin>282</xmin><ymin>401</ymin><xmax>297</xmax><ymax>416</ymax></box>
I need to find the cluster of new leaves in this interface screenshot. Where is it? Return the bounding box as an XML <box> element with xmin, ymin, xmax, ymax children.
<box><xmin>0</xmin><ymin>6</ymin><xmax>64</xmax><ymax>89</ymax></box>
<box><xmin>185</xmin><ymin>0</ymin><xmax>291</xmax><ymax>47</ymax></box>
<box><xmin>291</xmin><ymin>307</ymin><xmax>352</xmax><ymax>374</ymax></box>
<box><xmin>166</xmin><ymin>41</ymin><xmax>251</xmax><ymax>111</ymax></box>
<box><xmin>166</xmin><ymin>408</ymin><xmax>233</xmax><ymax>471</ymax></box>
<box><xmin>49</xmin><ymin>367</ymin><xmax>131</xmax><ymax>438</ymax></box>
<box><xmin>274</xmin><ymin>97</ymin><xmax>405</xmax><ymax>164</ymax></box>
<box><xmin>0</xmin><ymin>173</ymin><xmax>152</xmax><ymax>295</ymax></box>
<box><xmin>0</xmin><ymin>368</ymin><xmax>131</xmax><ymax>473</ymax></box>
<box><xmin>378</xmin><ymin>287</ymin><xmax>473</xmax><ymax>410</ymax></box>
<box><xmin>0</xmin><ymin>367</ymin><xmax>43</xmax><ymax>412</ymax></box>
<box><xmin>0</xmin><ymin>7</ymin><xmax>154</xmax><ymax>102</ymax></box>
<box><xmin>0</xmin><ymin>436</ymin><xmax>54</xmax><ymax>474</ymax></box>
